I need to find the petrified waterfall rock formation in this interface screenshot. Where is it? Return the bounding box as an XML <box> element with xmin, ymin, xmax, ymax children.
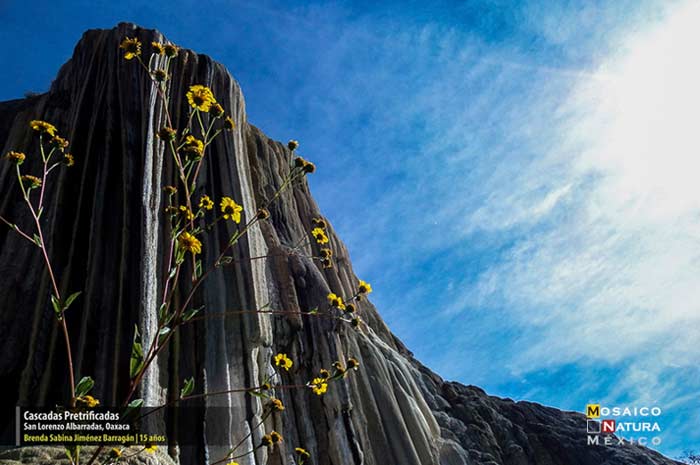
<box><xmin>0</xmin><ymin>24</ymin><xmax>681</xmax><ymax>465</ymax></box>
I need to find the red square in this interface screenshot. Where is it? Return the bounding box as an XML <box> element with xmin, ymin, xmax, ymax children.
<box><xmin>602</xmin><ymin>419</ymin><xmax>616</xmax><ymax>433</ymax></box>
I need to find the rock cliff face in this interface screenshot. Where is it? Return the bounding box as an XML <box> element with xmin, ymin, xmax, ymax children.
<box><xmin>0</xmin><ymin>24</ymin><xmax>680</xmax><ymax>465</ymax></box>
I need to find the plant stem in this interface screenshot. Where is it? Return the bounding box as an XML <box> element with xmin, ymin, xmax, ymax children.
<box><xmin>0</xmin><ymin>215</ymin><xmax>36</xmax><ymax>244</ymax></box>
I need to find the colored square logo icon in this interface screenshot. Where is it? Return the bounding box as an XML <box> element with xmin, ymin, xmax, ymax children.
<box><xmin>586</xmin><ymin>404</ymin><xmax>601</xmax><ymax>418</ymax></box>
<box><xmin>602</xmin><ymin>419</ymin><xmax>616</xmax><ymax>433</ymax></box>
<box><xmin>587</xmin><ymin>420</ymin><xmax>601</xmax><ymax>433</ymax></box>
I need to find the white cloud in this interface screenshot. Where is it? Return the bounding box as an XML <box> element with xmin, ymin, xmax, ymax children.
<box><xmin>461</xmin><ymin>0</ymin><xmax>700</xmax><ymax>376</ymax></box>
<box><xmin>238</xmin><ymin>5</ymin><xmax>700</xmax><ymax>440</ymax></box>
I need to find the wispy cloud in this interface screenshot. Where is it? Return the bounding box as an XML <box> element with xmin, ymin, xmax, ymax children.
<box><xmin>239</xmin><ymin>0</ymin><xmax>700</xmax><ymax>455</ymax></box>
<box><xmin>462</xmin><ymin>0</ymin><xmax>700</xmax><ymax>368</ymax></box>
<box><xmin>427</xmin><ymin>0</ymin><xmax>700</xmax><ymax>454</ymax></box>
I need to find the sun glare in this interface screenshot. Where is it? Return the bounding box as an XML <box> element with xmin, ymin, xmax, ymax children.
<box><xmin>574</xmin><ymin>0</ymin><xmax>700</xmax><ymax>222</ymax></box>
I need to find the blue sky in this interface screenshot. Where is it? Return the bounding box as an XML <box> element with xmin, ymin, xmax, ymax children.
<box><xmin>2</xmin><ymin>0</ymin><xmax>699</xmax><ymax>458</ymax></box>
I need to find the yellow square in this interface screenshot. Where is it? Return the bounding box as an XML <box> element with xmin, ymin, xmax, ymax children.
<box><xmin>586</xmin><ymin>404</ymin><xmax>600</xmax><ymax>418</ymax></box>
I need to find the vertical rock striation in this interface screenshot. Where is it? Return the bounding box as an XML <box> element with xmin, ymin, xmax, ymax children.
<box><xmin>0</xmin><ymin>24</ymin><xmax>681</xmax><ymax>465</ymax></box>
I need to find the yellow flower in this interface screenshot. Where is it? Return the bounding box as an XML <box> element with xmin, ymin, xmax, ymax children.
<box><xmin>312</xmin><ymin>217</ymin><xmax>327</xmax><ymax>229</ymax></box>
<box><xmin>51</xmin><ymin>135</ymin><xmax>69</xmax><ymax>149</ymax></box>
<box><xmin>310</xmin><ymin>378</ymin><xmax>328</xmax><ymax>396</ymax></box>
<box><xmin>319</xmin><ymin>369</ymin><xmax>330</xmax><ymax>380</ymax></box>
<box><xmin>319</xmin><ymin>248</ymin><xmax>332</xmax><ymax>258</ymax></box>
<box><xmin>178</xmin><ymin>231</ymin><xmax>202</xmax><ymax>255</ymax></box>
<box><xmin>287</xmin><ymin>140</ymin><xmax>299</xmax><ymax>151</ymax></box>
<box><xmin>76</xmin><ymin>395</ymin><xmax>100</xmax><ymax>408</ymax></box>
<box><xmin>179</xmin><ymin>205</ymin><xmax>194</xmax><ymax>221</ymax></box>
<box><xmin>358</xmin><ymin>280</ymin><xmax>372</xmax><ymax>295</ymax></box>
<box><xmin>119</xmin><ymin>37</ymin><xmax>141</xmax><ymax>60</ymax></box>
<box><xmin>321</xmin><ymin>258</ymin><xmax>332</xmax><ymax>269</ymax></box>
<box><xmin>186</xmin><ymin>85</ymin><xmax>216</xmax><ymax>112</ymax></box>
<box><xmin>211</xmin><ymin>103</ymin><xmax>225</xmax><ymax>118</ymax></box>
<box><xmin>5</xmin><ymin>151</ymin><xmax>25</xmax><ymax>165</ymax></box>
<box><xmin>199</xmin><ymin>195</ymin><xmax>214</xmax><ymax>210</ymax></box>
<box><xmin>261</xmin><ymin>435</ymin><xmax>273</xmax><ymax>446</ymax></box>
<box><xmin>302</xmin><ymin>160</ymin><xmax>316</xmax><ymax>174</ymax></box>
<box><xmin>182</xmin><ymin>135</ymin><xmax>204</xmax><ymax>157</ymax></box>
<box><xmin>29</xmin><ymin>120</ymin><xmax>57</xmax><ymax>136</ymax></box>
<box><xmin>63</xmin><ymin>153</ymin><xmax>75</xmax><ymax>167</ymax></box>
<box><xmin>274</xmin><ymin>353</ymin><xmax>293</xmax><ymax>371</ymax></box>
<box><xmin>270</xmin><ymin>431</ymin><xmax>283</xmax><ymax>444</ymax></box>
<box><xmin>220</xmin><ymin>197</ymin><xmax>243</xmax><ymax>223</ymax></box>
<box><xmin>344</xmin><ymin>303</ymin><xmax>355</xmax><ymax>314</ymax></box>
<box><xmin>157</xmin><ymin>126</ymin><xmax>177</xmax><ymax>141</ymax></box>
<box><xmin>256</xmin><ymin>208</ymin><xmax>270</xmax><ymax>220</ymax></box>
<box><xmin>293</xmin><ymin>156</ymin><xmax>316</xmax><ymax>174</ymax></box>
<box><xmin>332</xmin><ymin>361</ymin><xmax>346</xmax><ymax>377</ymax></box>
<box><xmin>164</xmin><ymin>43</ymin><xmax>179</xmax><ymax>58</ymax></box>
<box><xmin>163</xmin><ymin>185</ymin><xmax>177</xmax><ymax>195</ymax></box>
<box><xmin>226</xmin><ymin>462</ymin><xmax>240</xmax><ymax>465</ymax></box>
<box><xmin>153</xmin><ymin>69</ymin><xmax>168</xmax><ymax>82</ymax></box>
<box><xmin>21</xmin><ymin>175</ymin><xmax>42</xmax><ymax>188</ymax></box>
<box><xmin>312</xmin><ymin>227</ymin><xmax>329</xmax><ymax>244</ymax></box>
<box><xmin>295</xmin><ymin>447</ymin><xmax>311</xmax><ymax>458</ymax></box>
<box><xmin>144</xmin><ymin>444</ymin><xmax>158</xmax><ymax>454</ymax></box>
<box><xmin>151</xmin><ymin>41</ymin><xmax>165</xmax><ymax>55</ymax></box>
<box><xmin>269</xmin><ymin>398</ymin><xmax>285</xmax><ymax>412</ymax></box>
<box><xmin>109</xmin><ymin>448</ymin><xmax>122</xmax><ymax>459</ymax></box>
<box><xmin>327</xmin><ymin>293</ymin><xmax>345</xmax><ymax>310</ymax></box>
<box><xmin>224</xmin><ymin>116</ymin><xmax>235</xmax><ymax>130</ymax></box>
<box><xmin>347</xmin><ymin>358</ymin><xmax>360</xmax><ymax>370</ymax></box>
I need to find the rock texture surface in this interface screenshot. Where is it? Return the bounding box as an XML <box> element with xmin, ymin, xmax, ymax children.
<box><xmin>0</xmin><ymin>24</ymin><xmax>681</xmax><ymax>465</ymax></box>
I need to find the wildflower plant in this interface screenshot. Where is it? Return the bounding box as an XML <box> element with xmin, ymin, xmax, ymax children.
<box><xmin>1</xmin><ymin>34</ymin><xmax>370</xmax><ymax>465</ymax></box>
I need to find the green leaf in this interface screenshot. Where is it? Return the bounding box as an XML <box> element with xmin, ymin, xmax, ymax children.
<box><xmin>122</xmin><ymin>398</ymin><xmax>143</xmax><ymax>421</ymax></box>
<box><xmin>130</xmin><ymin>325</ymin><xmax>144</xmax><ymax>379</ymax></box>
<box><xmin>63</xmin><ymin>445</ymin><xmax>80</xmax><ymax>464</ymax></box>
<box><xmin>180</xmin><ymin>376</ymin><xmax>195</xmax><ymax>398</ymax></box>
<box><xmin>158</xmin><ymin>326</ymin><xmax>171</xmax><ymax>344</ymax></box>
<box><xmin>51</xmin><ymin>295</ymin><xmax>63</xmax><ymax>319</ymax></box>
<box><xmin>183</xmin><ymin>305</ymin><xmax>203</xmax><ymax>322</ymax></box>
<box><xmin>218</xmin><ymin>256</ymin><xmax>233</xmax><ymax>266</ymax></box>
<box><xmin>33</xmin><ymin>234</ymin><xmax>42</xmax><ymax>247</ymax></box>
<box><xmin>64</xmin><ymin>445</ymin><xmax>75</xmax><ymax>463</ymax></box>
<box><xmin>64</xmin><ymin>291</ymin><xmax>81</xmax><ymax>311</ymax></box>
<box><xmin>168</xmin><ymin>266</ymin><xmax>177</xmax><ymax>279</ymax></box>
<box><xmin>307</xmin><ymin>307</ymin><xmax>319</xmax><ymax>315</ymax></box>
<box><xmin>175</xmin><ymin>248</ymin><xmax>186</xmax><ymax>265</ymax></box>
<box><xmin>74</xmin><ymin>376</ymin><xmax>94</xmax><ymax>397</ymax></box>
<box><xmin>194</xmin><ymin>259</ymin><xmax>202</xmax><ymax>279</ymax></box>
<box><xmin>158</xmin><ymin>303</ymin><xmax>168</xmax><ymax>323</ymax></box>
